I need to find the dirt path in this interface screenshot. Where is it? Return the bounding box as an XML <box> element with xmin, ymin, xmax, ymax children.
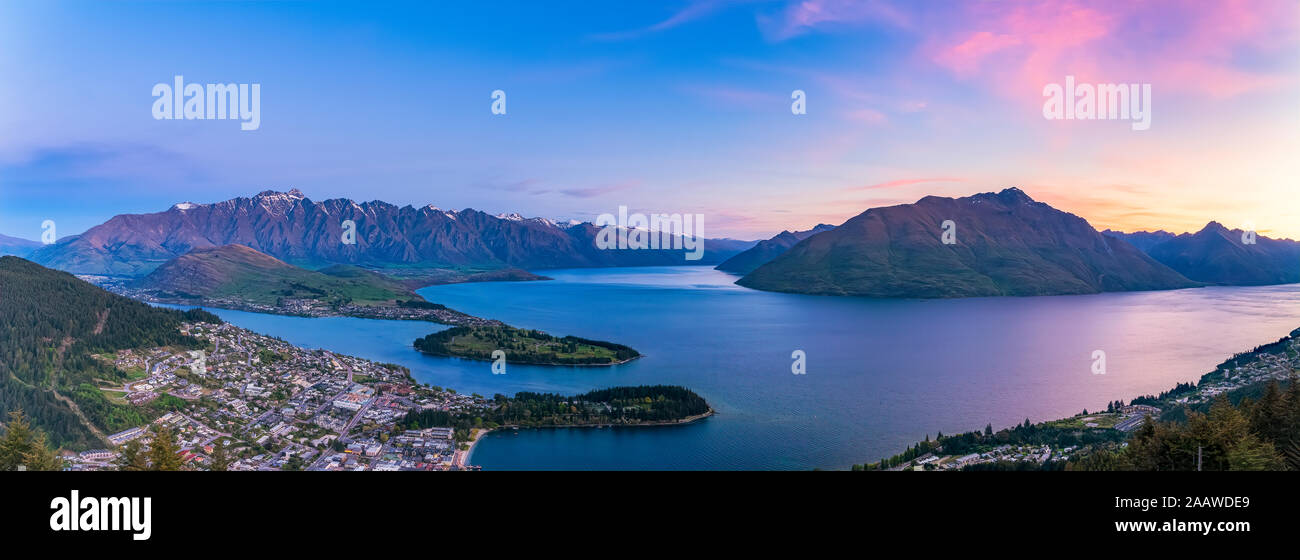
<box><xmin>92</xmin><ymin>308</ymin><xmax>110</xmax><ymax>335</ymax></box>
<box><xmin>48</xmin><ymin>335</ymin><xmax>108</xmax><ymax>441</ymax></box>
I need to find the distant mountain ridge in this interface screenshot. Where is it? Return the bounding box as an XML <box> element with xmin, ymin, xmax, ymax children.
<box><xmin>1112</xmin><ymin>223</ymin><xmax>1300</xmax><ymax>286</ymax></box>
<box><xmin>29</xmin><ymin>189</ymin><xmax>754</xmax><ymax>276</ymax></box>
<box><xmin>716</xmin><ymin>224</ymin><xmax>836</xmax><ymax>275</ymax></box>
<box><xmin>737</xmin><ymin>188</ymin><xmax>1198</xmax><ymax>298</ymax></box>
<box><xmin>0</xmin><ymin>233</ymin><xmax>41</xmax><ymax>257</ymax></box>
<box><xmin>1100</xmin><ymin>229</ymin><xmax>1176</xmax><ymax>252</ymax></box>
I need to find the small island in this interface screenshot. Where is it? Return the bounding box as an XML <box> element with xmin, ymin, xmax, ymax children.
<box><xmin>413</xmin><ymin>325</ymin><xmax>641</xmax><ymax>366</ymax></box>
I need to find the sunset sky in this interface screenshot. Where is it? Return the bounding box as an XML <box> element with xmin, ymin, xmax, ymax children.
<box><xmin>1</xmin><ymin>0</ymin><xmax>1297</xmax><ymax>240</ymax></box>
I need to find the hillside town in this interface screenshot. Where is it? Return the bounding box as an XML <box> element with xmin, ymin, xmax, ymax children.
<box><xmin>881</xmin><ymin>330</ymin><xmax>1300</xmax><ymax>471</ymax></box>
<box><xmin>66</xmin><ymin>322</ymin><xmax>490</xmax><ymax>471</ymax></box>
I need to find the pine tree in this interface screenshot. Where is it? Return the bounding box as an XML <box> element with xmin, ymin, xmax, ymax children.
<box><xmin>0</xmin><ymin>410</ymin><xmax>36</xmax><ymax>470</ymax></box>
<box><xmin>209</xmin><ymin>440</ymin><xmax>230</xmax><ymax>471</ymax></box>
<box><xmin>148</xmin><ymin>426</ymin><xmax>184</xmax><ymax>471</ymax></box>
<box><xmin>116</xmin><ymin>439</ymin><xmax>149</xmax><ymax>471</ymax></box>
<box><xmin>0</xmin><ymin>410</ymin><xmax>64</xmax><ymax>471</ymax></box>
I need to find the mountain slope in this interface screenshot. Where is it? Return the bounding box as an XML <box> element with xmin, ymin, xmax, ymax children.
<box><xmin>1143</xmin><ymin>222</ymin><xmax>1300</xmax><ymax>285</ymax></box>
<box><xmin>132</xmin><ymin>244</ymin><xmax>420</xmax><ymax>306</ymax></box>
<box><xmin>0</xmin><ymin>233</ymin><xmax>41</xmax><ymax>257</ymax></box>
<box><xmin>0</xmin><ymin>257</ymin><xmax>218</xmax><ymax>449</ymax></box>
<box><xmin>737</xmin><ymin>188</ymin><xmax>1197</xmax><ymax>298</ymax></box>
<box><xmin>30</xmin><ymin>189</ymin><xmax>751</xmax><ymax>276</ymax></box>
<box><xmin>716</xmin><ymin>224</ymin><xmax>835</xmax><ymax>275</ymax></box>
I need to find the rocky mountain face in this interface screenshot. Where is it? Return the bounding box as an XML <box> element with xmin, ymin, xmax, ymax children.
<box><xmin>737</xmin><ymin>188</ymin><xmax>1198</xmax><ymax>298</ymax></box>
<box><xmin>30</xmin><ymin>189</ymin><xmax>751</xmax><ymax>276</ymax></box>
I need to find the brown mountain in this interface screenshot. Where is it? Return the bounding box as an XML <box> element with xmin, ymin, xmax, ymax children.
<box><xmin>737</xmin><ymin>188</ymin><xmax>1198</xmax><ymax>298</ymax></box>
<box><xmin>131</xmin><ymin>244</ymin><xmax>420</xmax><ymax>306</ymax></box>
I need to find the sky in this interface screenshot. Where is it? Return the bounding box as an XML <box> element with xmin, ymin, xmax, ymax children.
<box><xmin>0</xmin><ymin>0</ymin><xmax>1297</xmax><ymax>241</ymax></box>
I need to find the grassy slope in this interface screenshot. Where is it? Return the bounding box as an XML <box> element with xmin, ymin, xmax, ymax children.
<box><xmin>136</xmin><ymin>245</ymin><xmax>420</xmax><ymax>306</ymax></box>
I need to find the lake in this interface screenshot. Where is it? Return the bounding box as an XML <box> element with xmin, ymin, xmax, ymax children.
<box><xmin>164</xmin><ymin>267</ymin><xmax>1300</xmax><ymax>470</ymax></box>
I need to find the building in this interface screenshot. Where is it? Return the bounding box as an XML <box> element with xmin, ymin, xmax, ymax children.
<box><xmin>108</xmin><ymin>426</ymin><xmax>147</xmax><ymax>445</ymax></box>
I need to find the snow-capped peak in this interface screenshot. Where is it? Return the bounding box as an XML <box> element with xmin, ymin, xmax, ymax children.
<box><xmin>173</xmin><ymin>202</ymin><xmax>199</xmax><ymax>211</ymax></box>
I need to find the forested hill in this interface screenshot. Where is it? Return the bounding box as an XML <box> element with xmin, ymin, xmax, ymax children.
<box><xmin>403</xmin><ymin>385</ymin><xmax>712</xmax><ymax>432</ymax></box>
<box><xmin>0</xmin><ymin>257</ymin><xmax>219</xmax><ymax>449</ymax></box>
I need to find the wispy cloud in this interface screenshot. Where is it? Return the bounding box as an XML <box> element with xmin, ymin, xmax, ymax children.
<box><xmin>758</xmin><ymin>0</ymin><xmax>912</xmax><ymax>41</ymax></box>
<box><xmin>681</xmin><ymin>84</ymin><xmax>787</xmax><ymax>109</ymax></box>
<box><xmin>922</xmin><ymin>0</ymin><xmax>1298</xmax><ymax>99</ymax></box>
<box><xmin>589</xmin><ymin>0</ymin><xmax>735</xmax><ymax>41</ymax></box>
<box><xmin>558</xmin><ymin>181</ymin><xmax>637</xmax><ymax>198</ymax></box>
<box><xmin>852</xmin><ymin>177</ymin><xmax>967</xmax><ymax>191</ymax></box>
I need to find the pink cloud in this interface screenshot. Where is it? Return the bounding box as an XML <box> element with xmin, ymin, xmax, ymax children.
<box><xmin>844</xmin><ymin>108</ymin><xmax>887</xmax><ymax>125</ymax></box>
<box><xmin>932</xmin><ymin>31</ymin><xmax>1022</xmax><ymax>77</ymax></box>
<box><xmin>921</xmin><ymin>0</ymin><xmax>1298</xmax><ymax>99</ymax></box>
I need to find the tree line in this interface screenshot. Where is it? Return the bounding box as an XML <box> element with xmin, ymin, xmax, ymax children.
<box><xmin>0</xmin><ymin>257</ymin><xmax>219</xmax><ymax>448</ymax></box>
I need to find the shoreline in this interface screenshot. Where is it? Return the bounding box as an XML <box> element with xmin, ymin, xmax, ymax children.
<box><xmin>867</xmin><ymin>326</ymin><xmax>1300</xmax><ymax>471</ymax></box>
<box><xmin>136</xmin><ymin>293</ymin><xmax>641</xmax><ymax>369</ymax></box>
<box><xmin>412</xmin><ymin>348</ymin><xmax>642</xmax><ymax>368</ymax></box>
<box><xmin>463</xmin><ymin>408</ymin><xmax>715</xmax><ymax>468</ymax></box>
<box><xmin>137</xmin><ymin>297</ymin><xmax>498</xmax><ymax>327</ymax></box>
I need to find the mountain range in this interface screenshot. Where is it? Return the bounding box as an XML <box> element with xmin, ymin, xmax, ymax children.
<box><xmin>715</xmin><ymin>224</ymin><xmax>836</xmax><ymax>275</ymax></box>
<box><xmin>1107</xmin><ymin>223</ymin><xmax>1300</xmax><ymax>285</ymax></box>
<box><xmin>29</xmin><ymin>189</ymin><xmax>755</xmax><ymax>276</ymax></box>
<box><xmin>736</xmin><ymin>188</ymin><xmax>1199</xmax><ymax>298</ymax></box>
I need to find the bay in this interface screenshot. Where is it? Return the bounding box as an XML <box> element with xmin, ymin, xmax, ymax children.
<box><xmin>163</xmin><ymin>266</ymin><xmax>1300</xmax><ymax>470</ymax></box>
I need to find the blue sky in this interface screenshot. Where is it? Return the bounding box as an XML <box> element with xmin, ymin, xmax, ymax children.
<box><xmin>1</xmin><ymin>0</ymin><xmax>1297</xmax><ymax>240</ymax></box>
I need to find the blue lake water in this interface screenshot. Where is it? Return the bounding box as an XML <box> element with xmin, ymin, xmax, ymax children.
<box><xmin>162</xmin><ymin>267</ymin><xmax>1300</xmax><ymax>470</ymax></box>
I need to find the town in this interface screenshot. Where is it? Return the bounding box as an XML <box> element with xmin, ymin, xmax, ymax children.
<box><xmin>877</xmin><ymin>328</ymin><xmax>1300</xmax><ymax>471</ymax></box>
<box><xmin>66</xmin><ymin>321</ymin><xmax>491</xmax><ymax>471</ymax></box>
